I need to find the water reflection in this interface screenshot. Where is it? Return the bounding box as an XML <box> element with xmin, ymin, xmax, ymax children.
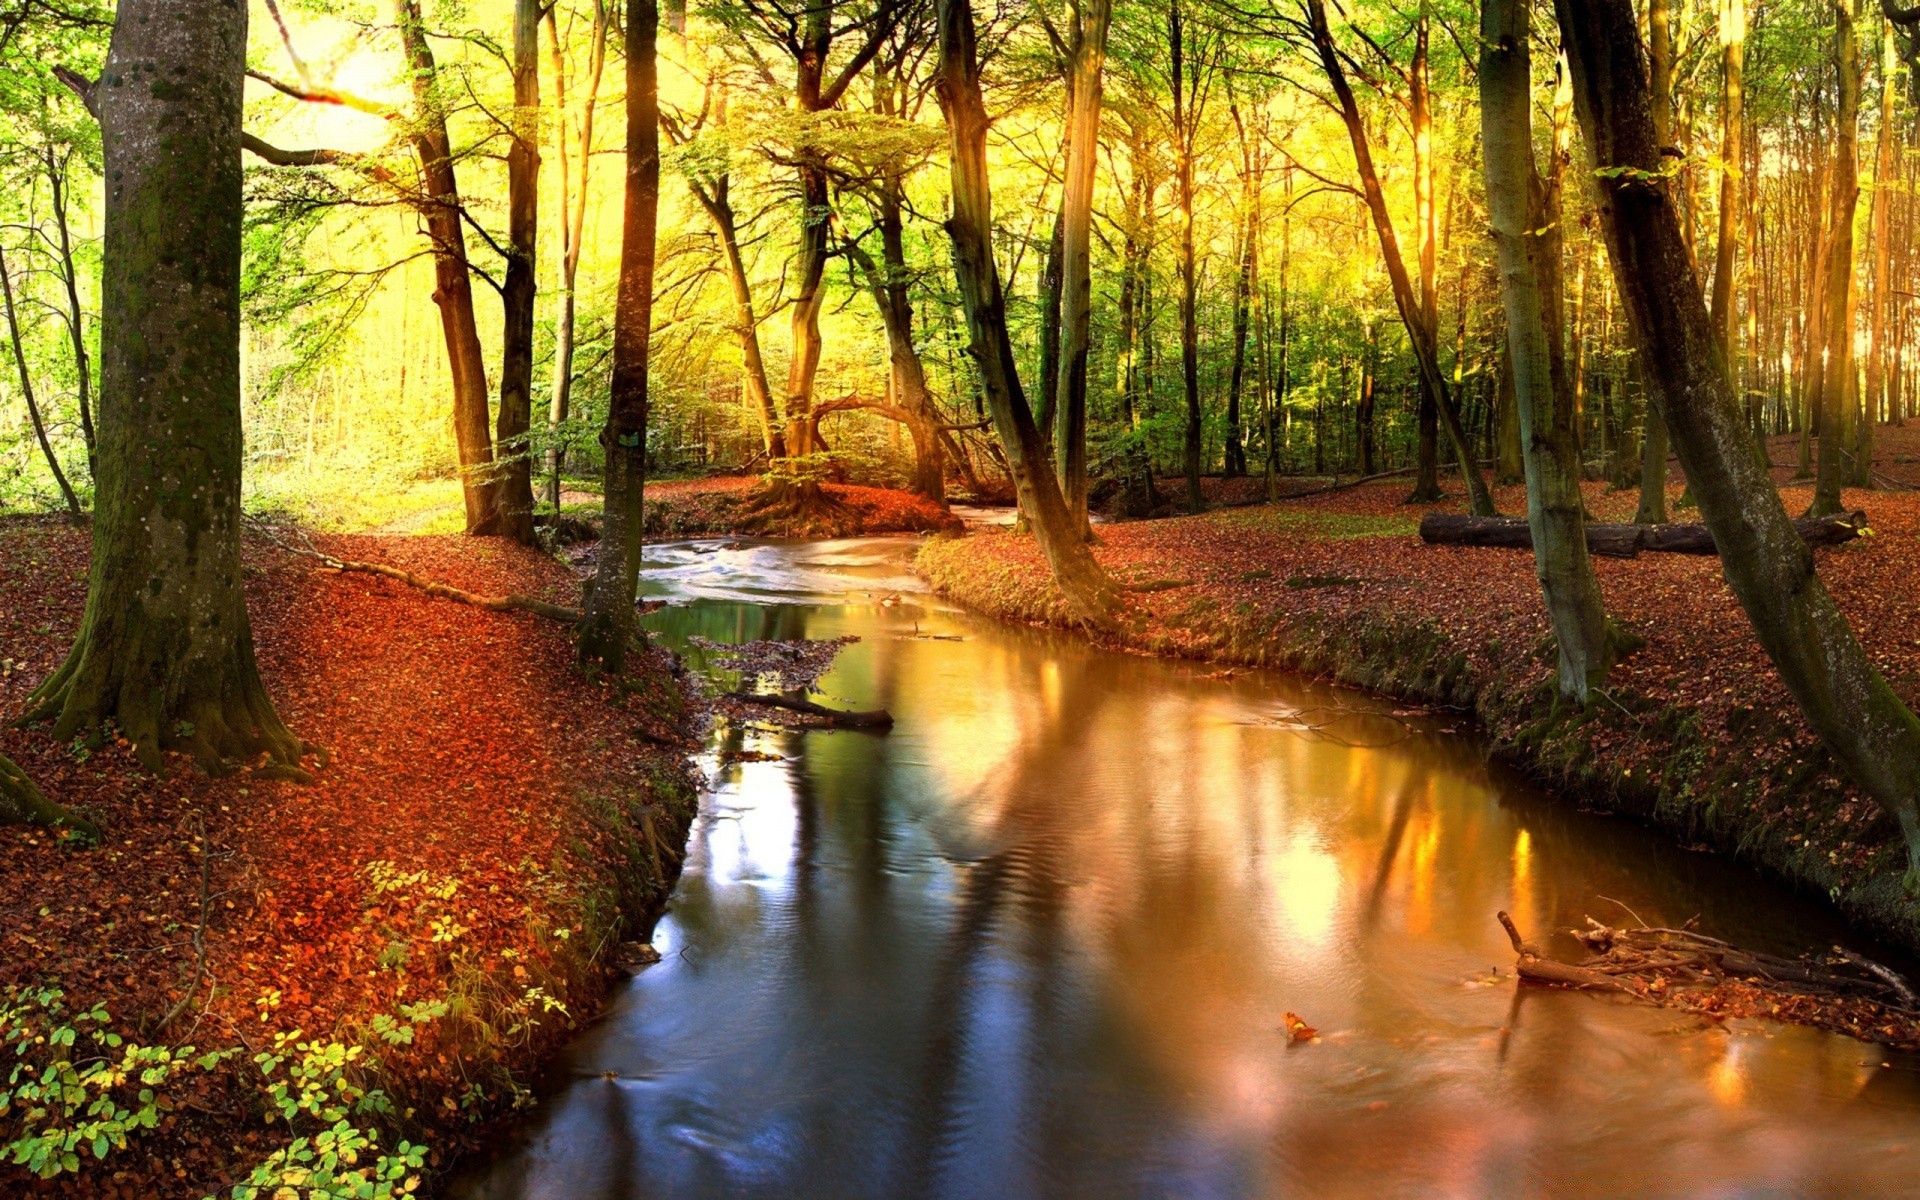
<box><xmin>456</xmin><ymin>536</ymin><xmax>1920</xmax><ymax>1200</ymax></box>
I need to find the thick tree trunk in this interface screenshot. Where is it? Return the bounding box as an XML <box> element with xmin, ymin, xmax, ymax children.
<box><xmin>25</xmin><ymin>0</ymin><xmax>305</xmax><ymax>776</ymax></box>
<box><xmin>935</xmin><ymin>0</ymin><xmax>1119</xmax><ymax>624</ymax></box>
<box><xmin>0</xmin><ymin>243</ymin><xmax>82</xmax><ymax>520</ymax></box>
<box><xmin>579</xmin><ymin>0</ymin><xmax>660</xmax><ymax>672</ymax></box>
<box><xmin>1557</xmin><ymin>0</ymin><xmax>1920</xmax><ymax>884</ymax></box>
<box><xmin>1813</xmin><ymin>0</ymin><xmax>1862</xmax><ymax>516</ymax></box>
<box><xmin>1306</xmin><ymin>0</ymin><xmax>1495</xmax><ymax>516</ymax></box>
<box><xmin>1053</xmin><ymin>0</ymin><xmax>1110</xmax><ymax>530</ymax></box>
<box><xmin>395</xmin><ymin>0</ymin><xmax>499</xmax><ymax>535</ymax></box>
<box><xmin>494</xmin><ymin>0</ymin><xmax>541</xmax><ymax>544</ymax></box>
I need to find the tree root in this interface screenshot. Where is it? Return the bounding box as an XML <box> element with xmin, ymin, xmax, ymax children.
<box><xmin>249</xmin><ymin>517</ymin><xmax>585</xmax><ymax>625</ymax></box>
<box><xmin>737</xmin><ymin>477</ymin><xmax>852</xmax><ymax>537</ymax></box>
<box><xmin>1498</xmin><ymin>910</ymin><xmax>1920</xmax><ymax>1046</ymax></box>
<box><xmin>0</xmin><ymin>751</ymin><xmax>100</xmax><ymax>840</ymax></box>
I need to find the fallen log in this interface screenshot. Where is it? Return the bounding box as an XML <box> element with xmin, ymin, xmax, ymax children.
<box><xmin>722</xmin><ymin>691</ymin><xmax>895</xmax><ymax>730</ymax></box>
<box><xmin>1420</xmin><ymin>510</ymin><xmax>1867</xmax><ymax>558</ymax></box>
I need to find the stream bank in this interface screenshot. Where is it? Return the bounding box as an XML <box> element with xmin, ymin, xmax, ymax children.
<box><xmin>917</xmin><ymin>476</ymin><xmax>1920</xmax><ymax>957</ymax></box>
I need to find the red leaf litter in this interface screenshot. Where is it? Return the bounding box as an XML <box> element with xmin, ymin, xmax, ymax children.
<box><xmin>0</xmin><ymin>522</ymin><xmax>694</xmax><ymax>1197</ymax></box>
<box><xmin>922</xmin><ymin>426</ymin><xmax>1920</xmax><ymax>924</ymax></box>
<box><xmin>644</xmin><ymin>475</ymin><xmax>961</xmax><ymax>538</ymax></box>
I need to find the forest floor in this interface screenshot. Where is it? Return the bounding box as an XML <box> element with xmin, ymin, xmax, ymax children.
<box><xmin>0</xmin><ymin>520</ymin><xmax>700</xmax><ymax>1198</ymax></box>
<box><xmin>921</xmin><ymin>423</ymin><xmax>1920</xmax><ymax>956</ymax></box>
<box><xmin>642</xmin><ymin>475</ymin><xmax>961</xmax><ymax>539</ymax></box>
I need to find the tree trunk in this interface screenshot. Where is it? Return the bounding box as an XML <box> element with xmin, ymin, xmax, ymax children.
<box><xmin>544</xmin><ymin>0</ymin><xmax>607</xmax><ymax>511</ymax></box>
<box><xmin>1053</xmin><ymin>0</ymin><xmax>1111</xmax><ymax>530</ymax></box>
<box><xmin>578</xmin><ymin>0</ymin><xmax>660</xmax><ymax>672</ymax></box>
<box><xmin>1557</xmin><ymin>0</ymin><xmax>1920</xmax><ymax>884</ymax></box>
<box><xmin>1171</xmin><ymin>0</ymin><xmax>1205</xmax><ymax>513</ymax></box>
<box><xmin>25</xmin><ymin>0</ymin><xmax>305</xmax><ymax>775</ymax></box>
<box><xmin>1035</xmin><ymin>201</ymin><xmax>1065</xmax><ymax>449</ymax></box>
<box><xmin>847</xmin><ymin>192</ymin><xmax>947</xmax><ymax>505</ymax></box>
<box><xmin>46</xmin><ymin>149</ymin><xmax>96</xmax><ymax>479</ymax></box>
<box><xmin>1636</xmin><ymin>0</ymin><xmax>1676</xmax><ymax>525</ymax></box>
<box><xmin>1482</xmin><ymin>0</ymin><xmax>1613</xmax><ymax>704</ymax></box>
<box><xmin>1225</xmin><ymin>110</ymin><xmax>1254</xmax><ymax>480</ymax></box>
<box><xmin>1306</xmin><ymin>0</ymin><xmax>1495</xmax><ymax>515</ymax></box>
<box><xmin>395</xmin><ymin>0</ymin><xmax>499</xmax><ymax>534</ymax></box>
<box><xmin>1814</xmin><ymin>0</ymin><xmax>1863</xmax><ymax>516</ymax></box>
<box><xmin>494</xmin><ymin>0</ymin><xmax>541</xmax><ymax>544</ymax></box>
<box><xmin>0</xmin><ymin>243</ymin><xmax>82</xmax><ymax>520</ymax></box>
<box><xmin>934</xmin><ymin>0</ymin><xmax>1119</xmax><ymax>624</ymax></box>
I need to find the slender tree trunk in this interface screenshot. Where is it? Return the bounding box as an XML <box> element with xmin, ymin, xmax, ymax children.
<box><xmin>395</xmin><ymin>0</ymin><xmax>499</xmax><ymax>534</ymax></box>
<box><xmin>1813</xmin><ymin>0</ymin><xmax>1862</xmax><ymax>516</ymax></box>
<box><xmin>935</xmin><ymin>0</ymin><xmax>1119</xmax><ymax>623</ymax></box>
<box><xmin>0</xmin><ymin>244</ymin><xmax>82</xmax><ymax>519</ymax></box>
<box><xmin>27</xmin><ymin>0</ymin><xmax>305</xmax><ymax>775</ymax></box>
<box><xmin>494</xmin><ymin>0</ymin><xmax>541</xmax><ymax>543</ymax></box>
<box><xmin>1225</xmin><ymin>108</ymin><xmax>1255</xmax><ymax>480</ymax></box>
<box><xmin>1483</xmin><ymin>0</ymin><xmax>1612</xmax><ymax>704</ymax></box>
<box><xmin>1636</xmin><ymin>0</ymin><xmax>1677</xmax><ymax>524</ymax></box>
<box><xmin>847</xmin><ymin>189</ymin><xmax>947</xmax><ymax>504</ymax></box>
<box><xmin>1558</xmin><ymin>0</ymin><xmax>1920</xmax><ymax>883</ymax></box>
<box><xmin>1053</xmin><ymin>0</ymin><xmax>1112</xmax><ymax>530</ymax></box>
<box><xmin>544</xmin><ymin>0</ymin><xmax>608</xmax><ymax>509</ymax></box>
<box><xmin>46</xmin><ymin>150</ymin><xmax>95</xmax><ymax>479</ymax></box>
<box><xmin>579</xmin><ymin>0</ymin><xmax>659</xmax><ymax>671</ymax></box>
<box><xmin>1171</xmin><ymin>0</ymin><xmax>1205</xmax><ymax>512</ymax></box>
<box><xmin>1306</xmin><ymin>0</ymin><xmax>1495</xmax><ymax>515</ymax></box>
<box><xmin>1863</xmin><ymin>14</ymin><xmax>1896</xmax><ymax>475</ymax></box>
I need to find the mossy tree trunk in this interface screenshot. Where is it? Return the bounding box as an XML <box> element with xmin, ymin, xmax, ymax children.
<box><xmin>579</xmin><ymin>0</ymin><xmax>660</xmax><ymax>673</ymax></box>
<box><xmin>1558</xmin><ymin>0</ymin><xmax>1920</xmax><ymax>883</ymax></box>
<box><xmin>25</xmin><ymin>0</ymin><xmax>305</xmax><ymax>776</ymax></box>
<box><xmin>1481</xmin><ymin>0</ymin><xmax>1614</xmax><ymax>705</ymax></box>
<box><xmin>0</xmin><ymin>753</ymin><xmax>97</xmax><ymax>838</ymax></box>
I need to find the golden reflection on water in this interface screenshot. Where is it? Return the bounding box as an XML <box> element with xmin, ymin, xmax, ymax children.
<box><xmin>457</xmin><ymin>543</ymin><xmax>1920</xmax><ymax>1200</ymax></box>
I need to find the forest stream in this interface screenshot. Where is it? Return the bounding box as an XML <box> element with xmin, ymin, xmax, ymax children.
<box><xmin>451</xmin><ymin>529</ymin><xmax>1920</xmax><ymax>1199</ymax></box>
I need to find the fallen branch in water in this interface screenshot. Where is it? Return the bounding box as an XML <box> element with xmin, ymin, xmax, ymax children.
<box><xmin>248</xmin><ymin>518</ymin><xmax>584</xmax><ymax>624</ymax></box>
<box><xmin>722</xmin><ymin>691</ymin><xmax>895</xmax><ymax>729</ymax></box>
<box><xmin>1498</xmin><ymin>910</ymin><xmax>1920</xmax><ymax>1046</ymax></box>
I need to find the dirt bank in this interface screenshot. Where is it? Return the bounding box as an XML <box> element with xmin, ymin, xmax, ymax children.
<box><xmin>0</xmin><ymin>519</ymin><xmax>698</xmax><ymax>1198</ymax></box>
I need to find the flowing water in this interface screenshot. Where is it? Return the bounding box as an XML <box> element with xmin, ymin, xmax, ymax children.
<box><xmin>455</xmin><ymin>532</ymin><xmax>1920</xmax><ymax>1199</ymax></box>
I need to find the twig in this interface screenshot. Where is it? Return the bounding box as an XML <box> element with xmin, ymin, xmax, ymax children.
<box><xmin>1596</xmin><ymin>895</ymin><xmax>1650</xmax><ymax>930</ymax></box>
<box><xmin>153</xmin><ymin>819</ymin><xmax>214</xmax><ymax>1035</ymax></box>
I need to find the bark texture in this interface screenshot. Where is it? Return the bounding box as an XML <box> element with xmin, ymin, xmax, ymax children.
<box><xmin>578</xmin><ymin>0</ymin><xmax>660</xmax><ymax>672</ymax></box>
<box><xmin>1481</xmin><ymin>0</ymin><xmax>1613</xmax><ymax>703</ymax></box>
<box><xmin>494</xmin><ymin>0</ymin><xmax>542</xmax><ymax>543</ymax></box>
<box><xmin>25</xmin><ymin>0</ymin><xmax>306</xmax><ymax>776</ymax></box>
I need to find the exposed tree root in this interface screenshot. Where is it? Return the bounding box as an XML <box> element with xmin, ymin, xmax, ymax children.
<box><xmin>1499</xmin><ymin>910</ymin><xmax>1920</xmax><ymax>1047</ymax></box>
<box><xmin>0</xmin><ymin>751</ymin><xmax>100</xmax><ymax>839</ymax></box>
<box><xmin>250</xmin><ymin>519</ymin><xmax>585</xmax><ymax>625</ymax></box>
<box><xmin>737</xmin><ymin>476</ymin><xmax>852</xmax><ymax>537</ymax></box>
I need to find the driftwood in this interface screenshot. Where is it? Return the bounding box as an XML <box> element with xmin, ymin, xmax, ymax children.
<box><xmin>722</xmin><ymin>691</ymin><xmax>895</xmax><ymax>730</ymax></box>
<box><xmin>1498</xmin><ymin>911</ymin><xmax>1920</xmax><ymax>1045</ymax></box>
<box><xmin>1422</xmin><ymin>510</ymin><xmax>1868</xmax><ymax>558</ymax></box>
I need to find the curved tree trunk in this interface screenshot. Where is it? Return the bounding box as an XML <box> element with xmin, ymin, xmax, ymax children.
<box><xmin>935</xmin><ymin>0</ymin><xmax>1119</xmax><ymax>625</ymax></box>
<box><xmin>25</xmin><ymin>0</ymin><xmax>305</xmax><ymax>776</ymax></box>
<box><xmin>1482</xmin><ymin>0</ymin><xmax>1613</xmax><ymax>705</ymax></box>
<box><xmin>395</xmin><ymin>0</ymin><xmax>500</xmax><ymax>536</ymax></box>
<box><xmin>0</xmin><ymin>243</ymin><xmax>82</xmax><ymax>520</ymax></box>
<box><xmin>578</xmin><ymin>0</ymin><xmax>660</xmax><ymax>672</ymax></box>
<box><xmin>1558</xmin><ymin>0</ymin><xmax>1920</xmax><ymax>882</ymax></box>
